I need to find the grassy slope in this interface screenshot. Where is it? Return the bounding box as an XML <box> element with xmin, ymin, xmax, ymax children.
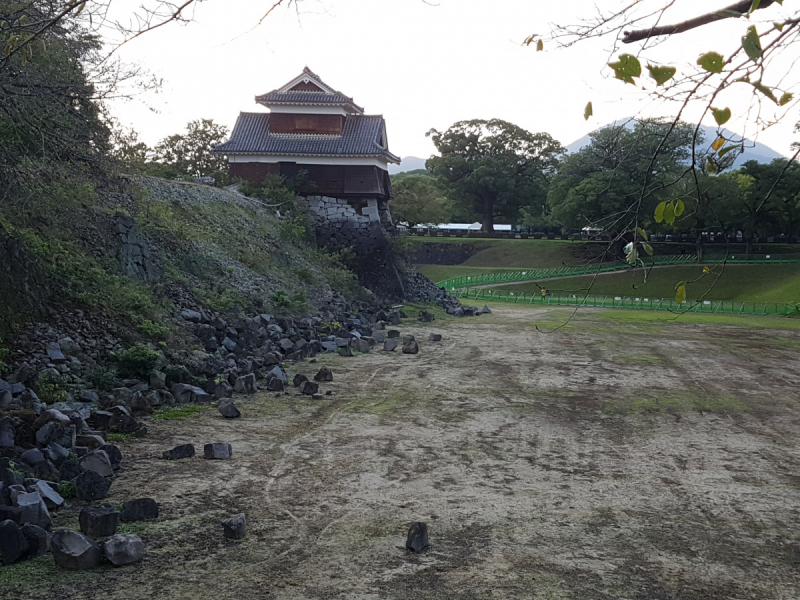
<box><xmin>487</xmin><ymin>264</ymin><xmax>800</xmax><ymax>302</ymax></box>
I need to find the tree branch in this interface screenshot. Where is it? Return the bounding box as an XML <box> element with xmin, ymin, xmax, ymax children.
<box><xmin>622</xmin><ymin>0</ymin><xmax>775</xmax><ymax>43</ymax></box>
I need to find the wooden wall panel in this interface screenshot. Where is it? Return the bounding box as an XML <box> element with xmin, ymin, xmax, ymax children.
<box><xmin>270</xmin><ymin>113</ymin><xmax>344</xmax><ymax>134</ymax></box>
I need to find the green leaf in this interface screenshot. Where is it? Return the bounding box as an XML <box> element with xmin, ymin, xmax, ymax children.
<box><xmin>712</xmin><ymin>137</ymin><xmax>726</xmax><ymax>152</ymax></box>
<box><xmin>742</xmin><ymin>25</ymin><xmax>762</xmax><ymax>62</ymax></box>
<box><xmin>780</xmin><ymin>92</ymin><xmax>793</xmax><ymax>106</ymax></box>
<box><xmin>634</xmin><ymin>227</ymin><xmax>648</xmax><ymax>241</ymax></box>
<box><xmin>749</xmin><ymin>0</ymin><xmax>762</xmax><ymax>13</ymax></box>
<box><xmin>675</xmin><ymin>283</ymin><xmax>687</xmax><ymax>304</ymax></box>
<box><xmin>647</xmin><ymin>64</ymin><xmax>677</xmax><ymax>86</ymax></box>
<box><xmin>752</xmin><ymin>80</ymin><xmax>778</xmax><ymax>103</ymax></box>
<box><xmin>718</xmin><ymin>145</ymin><xmax>740</xmax><ymax>158</ymax></box>
<box><xmin>775</xmin><ymin>21</ymin><xmax>785</xmax><ymax>32</ymax></box>
<box><xmin>584</xmin><ymin>101</ymin><xmax>593</xmax><ymax>121</ymax></box>
<box><xmin>705</xmin><ymin>157</ymin><xmax>719</xmax><ymax>176</ymax></box>
<box><xmin>711</xmin><ymin>107</ymin><xmax>732</xmax><ymax>126</ymax></box>
<box><xmin>627</xmin><ymin>248</ymin><xmax>639</xmax><ymax>265</ymax></box>
<box><xmin>698</xmin><ymin>52</ymin><xmax>725</xmax><ymax>73</ymax></box>
<box><xmin>654</xmin><ymin>201</ymin><xmax>667</xmax><ymax>223</ymax></box>
<box><xmin>609</xmin><ymin>53</ymin><xmax>642</xmax><ymax>84</ymax></box>
<box><xmin>674</xmin><ymin>199</ymin><xmax>685</xmax><ymax>217</ymax></box>
<box><xmin>537</xmin><ymin>39</ymin><xmax>543</xmax><ymax>52</ymax></box>
<box><xmin>642</xmin><ymin>242</ymin><xmax>654</xmax><ymax>256</ymax></box>
<box><xmin>663</xmin><ymin>202</ymin><xmax>676</xmax><ymax>225</ymax></box>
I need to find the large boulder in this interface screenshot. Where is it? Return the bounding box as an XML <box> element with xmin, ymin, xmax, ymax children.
<box><xmin>103</xmin><ymin>534</ymin><xmax>146</xmax><ymax>566</ymax></box>
<box><xmin>402</xmin><ymin>340</ymin><xmax>420</xmax><ymax>355</ymax></box>
<box><xmin>171</xmin><ymin>384</ymin><xmax>210</xmax><ymax>404</ymax></box>
<box><xmin>233</xmin><ymin>374</ymin><xmax>256</xmax><ymax>394</ymax></box>
<box><xmin>51</xmin><ymin>529</ymin><xmax>102</xmax><ymax>570</ymax></box>
<box><xmin>99</xmin><ymin>444</ymin><xmax>123</xmax><ymax>471</ymax></box>
<box><xmin>0</xmin><ymin>519</ymin><xmax>28</xmax><ymax>565</ymax></box>
<box><xmin>20</xmin><ymin>523</ymin><xmax>50</xmax><ymax>559</ymax></box>
<box><xmin>14</xmin><ymin>491</ymin><xmax>51</xmax><ymax>529</ymax></box>
<box><xmin>80</xmin><ymin>450</ymin><xmax>113</xmax><ymax>478</ymax></box>
<box><xmin>31</xmin><ymin>481</ymin><xmax>65</xmax><ymax>510</ymax></box>
<box><xmin>299</xmin><ymin>381</ymin><xmax>319</xmax><ymax>396</ymax></box>
<box><xmin>73</xmin><ymin>470</ymin><xmax>112</xmax><ymax>501</ymax></box>
<box><xmin>79</xmin><ymin>505</ymin><xmax>120</xmax><ymax>538</ymax></box>
<box><xmin>120</xmin><ymin>498</ymin><xmax>159</xmax><ymax>522</ymax></box>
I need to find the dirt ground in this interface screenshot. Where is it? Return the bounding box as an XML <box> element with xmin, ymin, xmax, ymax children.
<box><xmin>6</xmin><ymin>306</ymin><xmax>800</xmax><ymax>599</ymax></box>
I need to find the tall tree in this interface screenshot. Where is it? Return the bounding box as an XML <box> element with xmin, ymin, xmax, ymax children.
<box><xmin>547</xmin><ymin>120</ymin><xmax>699</xmax><ymax>233</ymax></box>
<box><xmin>426</xmin><ymin>119</ymin><xmax>563</xmax><ymax>232</ymax></box>
<box><xmin>152</xmin><ymin>119</ymin><xmax>229</xmax><ymax>179</ymax></box>
<box><xmin>390</xmin><ymin>174</ymin><xmax>450</xmax><ymax>228</ymax></box>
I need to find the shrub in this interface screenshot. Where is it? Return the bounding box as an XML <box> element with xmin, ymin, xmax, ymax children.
<box><xmin>34</xmin><ymin>372</ymin><xmax>69</xmax><ymax>403</ymax></box>
<box><xmin>115</xmin><ymin>344</ymin><xmax>160</xmax><ymax>380</ymax></box>
<box><xmin>57</xmin><ymin>481</ymin><xmax>75</xmax><ymax>499</ymax></box>
<box><xmin>83</xmin><ymin>366</ymin><xmax>118</xmax><ymax>392</ymax></box>
<box><xmin>271</xmin><ymin>290</ymin><xmax>307</xmax><ymax>312</ymax></box>
<box><xmin>163</xmin><ymin>364</ymin><xmax>192</xmax><ymax>388</ymax></box>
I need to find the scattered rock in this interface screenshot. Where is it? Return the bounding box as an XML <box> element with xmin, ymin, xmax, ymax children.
<box><xmin>221</xmin><ymin>514</ymin><xmax>246</xmax><ymax>540</ymax></box>
<box><xmin>120</xmin><ymin>498</ymin><xmax>159</xmax><ymax>522</ymax></box>
<box><xmin>292</xmin><ymin>373</ymin><xmax>309</xmax><ymax>387</ymax></box>
<box><xmin>59</xmin><ymin>459</ymin><xmax>81</xmax><ymax>482</ymax></box>
<box><xmin>79</xmin><ymin>505</ymin><xmax>120</xmax><ymax>538</ymax></box>
<box><xmin>299</xmin><ymin>381</ymin><xmax>319</xmax><ymax>396</ymax></box>
<box><xmin>203</xmin><ymin>443</ymin><xmax>232</xmax><ymax>460</ymax></box>
<box><xmin>233</xmin><ymin>374</ymin><xmax>256</xmax><ymax>394</ymax></box>
<box><xmin>266</xmin><ymin>378</ymin><xmax>284</xmax><ymax>392</ymax></box>
<box><xmin>14</xmin><ymin>491</ymin><xmax>51</xmax><ymax>529</ymax></box>
<box><xmin>99</xmin><ymin>444</ymin><xmax>123</xmax><ymax>470</ymax></box>
<box><xmin>31</xmin><ymin>480</ymin><xmax>65</xmax><ymax>510</ymax></box>
<box><xmin>171</xmin><ymin>384</ymin><xmax>210</xmax><ymax>404</ymax></box>
<box><xmin>80</xmin><ymin>450</ymin><xmax>114</xmax><ymax>478</ymax></box>
<box><xmin>51</xmin><ymin>529</ymin><xmax>102</xmax><ymax>570</ymax></box>
<box><xmin>103</xmin><ymin>534</ymin><xmax>146</xmax><ymax>566</ymax></box>
<box><xmin>217</xmin><ymin>400</ymin><xmax>241</xmax><ymax>419</ymax></box>
<box><xmin>418</xmin><ymin>311</ymin><xmax>435</xmax><ymax>323</ymax></box>
<box><xmin>429</xmin><ymin>333</ymin><xmax>443</xmax><ymax>342</ymax></box>
<box><xmin>0</xmin><ymin>519</ymin><xmax>28</xmax><ymax>565</ymax></box>
<box><xmin>73</xmin><ymin>470</ymin><xmax>112</xmax><ymax>501</ymax></box>
<box><xmin>313</xmin><ymin>367</ymin><xmax>333</xmax><ymax>382</ymax></box>
<box><xmin>482</xmin><ymin>305</ymin><xmax>492</xmax><ymax>314</ymax></box>
<box><xmin>383</xmin><ymin>340</ymin><xmax>398</xmax><ymax>352</ymax></box>
<box><xmin>162</xmin><ymin>444</ymin><xmax>195</xmax><ymax>460</ymax></box>
<box><xmin>20</xmin><ymin>523</ymin><xmax>50</xmax><ymax>559</ymax></box>
<box><xmin>406</xmin><ymin>522</ymin><xmax>429</xmax><ymax>553</ymax></box>
<box><xmin>402</xmin><ymin>340</ymin><xmax>420</xmax><ymax>355</ymax></box>
<box><xmin>387</xmin><ymin>330</ymin><xmax>400</xmax><ymax>339</ymax></box>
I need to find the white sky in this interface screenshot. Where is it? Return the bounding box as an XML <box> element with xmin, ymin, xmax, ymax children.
<box><xmin>105</xmin><ymin>0</ymin><xmax>800</xmax><ymax>159</ymax></box>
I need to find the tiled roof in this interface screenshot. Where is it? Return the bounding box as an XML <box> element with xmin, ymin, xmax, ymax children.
<box><xmin>256</xmin><ymin>67</ymin><xmax>364</xmax><ymax>112</ymax></box>
<box><xmin>214</xmin><ymin>113</ymin><xmax>400</xmax><ymax>163</ymax></box>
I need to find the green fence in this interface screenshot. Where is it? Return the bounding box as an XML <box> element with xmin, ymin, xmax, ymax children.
<box><xmin>436</xmin><ymin>253</ymin><xmax>800</xmax><ymax>291</ymax></box>
<box><xmin>453</xmin><ymin>288</ymin><xmax>800</xmax><ymax>316</ymax></box>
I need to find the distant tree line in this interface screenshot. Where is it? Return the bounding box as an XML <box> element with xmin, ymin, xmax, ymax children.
<box><xmin>392</xmin><ymin>118</ymin><xmax>800</xmax><ymax>253</ymax></box>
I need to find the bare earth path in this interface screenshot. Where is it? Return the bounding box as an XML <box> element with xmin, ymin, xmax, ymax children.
<box><xmin>8</xmin><ymin>306</ymin><xmax>800</xmax><ymax>599</ymax></box>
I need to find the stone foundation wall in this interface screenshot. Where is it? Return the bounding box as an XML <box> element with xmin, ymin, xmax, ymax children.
<box><xmin>300</xmin><ymin>195</ymin><xmax>404</xmax><ymax>298</ymax></box>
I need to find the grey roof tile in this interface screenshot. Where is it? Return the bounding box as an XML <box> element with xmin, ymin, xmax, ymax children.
<box><xmin>214</xmin><ymin>113</ymin><xmax>400</xmax><ymax>163</ymax></box>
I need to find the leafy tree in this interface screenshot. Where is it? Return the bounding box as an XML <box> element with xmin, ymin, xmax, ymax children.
<box><xmin>548</xmin><ymin>120</ymin><xmax>699</xmax><ymax>234</ymax></box>
<box><xmin>426</xmin><ymin>119</ymin><xmax>564</xmax><ymax>232</ymax></box>
<box><xmin>152</xmin><ymin>119</ymin><xmax>229</xmax><ymax>179</ymax></box>
<box><xmin>390</xmin><ymin>174</ymin><xmax>450</xmax><ymax>228</ymax></box>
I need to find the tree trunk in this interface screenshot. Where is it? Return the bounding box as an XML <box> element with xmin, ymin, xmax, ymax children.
<box><xmin>746</xmin><ymin>235</ymin><xmax>754</xmax><ymax>256</ymax></box>
<box><xmin>695</xmin><ymin>232</ymin><xmax>705</xmax><ymax>264</ymax></box>
<box><xmin>481</xmin><ymin>200</ymin><xmax>494</xmax><ymax>233</ymax></box>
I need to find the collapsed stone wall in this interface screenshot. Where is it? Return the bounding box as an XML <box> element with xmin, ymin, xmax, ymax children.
<box><xmin>302</xmin><ymin>195</ymin><xmax>405</xmax><ymax>298</ymax></box>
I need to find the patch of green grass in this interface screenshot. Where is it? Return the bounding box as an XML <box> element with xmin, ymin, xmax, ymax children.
<box><xmin>106</xmin><ymin>432</ymin><xmax>135</xmax><ymax>443</ymax></box>
<box><xmin>603</xmin><ymin>392</ymin><xmax>748</xmax><ymax>415</ymax></box>
<box><xmin>153</xmin><ymin>405</ymin><xmax>208</xmax><ymax>420</ymax></box>
<box><xmin>597</xmin><ymin>309</ymin><xmax>800</xmax><ymax>330</ymax></box>
<box><xmin>489</xmin><ymin>264</ymin><xmax>800</xmax><ymax>302</ymax></box>
<box><xmin>116</xmin><ymin>521</ymin><xmax>150</xmax><ymax>535</ymax></box>
<box><xmin>0</xmin><ymin>555</ymin><xmax>99</xmax><ymax>587</ymax></box>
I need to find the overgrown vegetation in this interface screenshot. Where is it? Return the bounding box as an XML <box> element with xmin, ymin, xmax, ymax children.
<box><xmin>33</xmin><ymin>372</ymin><xmax>69</xmax><ymax>403</ymax></box>
<box><xmin>153</xmin><ymin>405</ymin><xmax>207</xmax><ymax>420</ymax></box>
<box><xmin>115</xmin><ymin>344</ymin><xmax>160</xmax><ymax>380</ymax></box>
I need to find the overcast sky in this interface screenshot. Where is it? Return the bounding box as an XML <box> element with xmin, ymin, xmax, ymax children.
<box><xmin>106</xmin><ymin>0</ymin><xmax>799</xmax><ymax>160</ymax></box>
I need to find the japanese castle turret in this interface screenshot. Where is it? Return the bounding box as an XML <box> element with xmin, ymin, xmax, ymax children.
<box><xmin>215</xmin><ymin>67</ymin><xmax>400</xmax><ymax>201</ymax></box>
<box><xmin>215</xmin><ymin>68</ymin><xmax>405</xmax><ymax>296</ymax></box>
